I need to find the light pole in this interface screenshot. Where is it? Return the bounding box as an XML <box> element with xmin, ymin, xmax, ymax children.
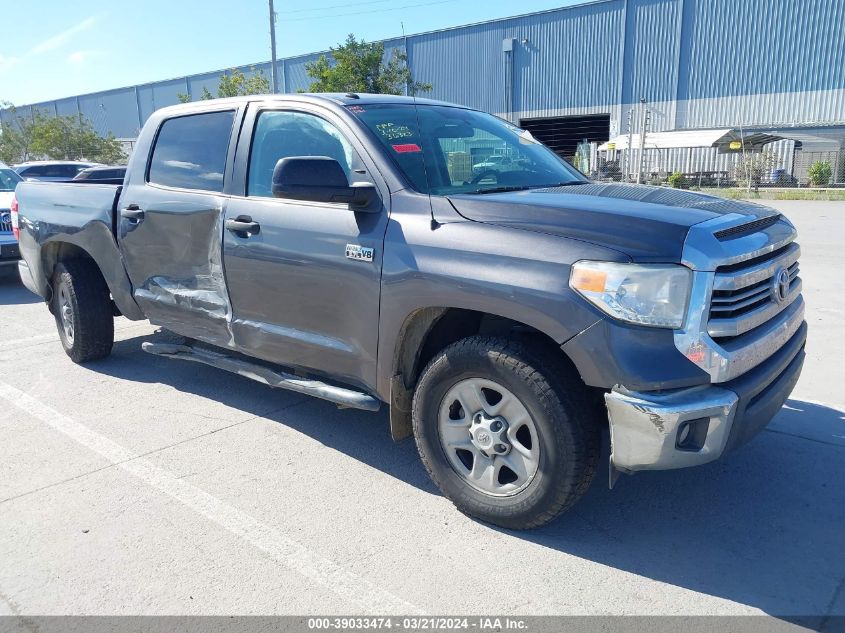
<box><xmin>636</xmin><ymin>98</ymin><xmax>649</xmax><ymax>184</ymax></box>
<box><xmin>269</xmin><ymin>0</ymin><xmax>279</xmax><ymax>93</ymax></box>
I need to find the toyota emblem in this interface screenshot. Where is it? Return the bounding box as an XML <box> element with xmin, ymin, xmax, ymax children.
<box><xmin>772</xmin><ymin>267</ymin><xmax>791</xmax><ymax>304</ymax></box>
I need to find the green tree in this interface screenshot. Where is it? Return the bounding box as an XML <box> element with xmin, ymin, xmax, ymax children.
<box><xmin>305</xmin><ymin>34</ymin><xmax>432</xmax><ymax>95</ymax></box>
<box><xmin>177</xmin><ymin>67</ymin><xmax>271</xmax><ymax>103</ymax></box>
<box><xmin>0</xmin><ymin>104</ymin><xmax>36</xmax><ymax>164</ymax></box>
<box><xmin>0</xmin><ymin>105</ymin><xmax>125</xmax><ymax>164</ymax></box>
<box><xmin>808</xmin><ymin>160</ymin><xmax>832</xmax><ymax>186</ymax></box>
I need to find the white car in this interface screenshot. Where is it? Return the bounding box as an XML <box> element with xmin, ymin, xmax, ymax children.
<box><xmin>0</xmin><ymin>163</ymin><xmax>22</xmax><ymax>268</ymax></box>
<box><xmin>471</xmin><ymin>154</ymin><xmax>517</xmax><ymax>175</ymax></box>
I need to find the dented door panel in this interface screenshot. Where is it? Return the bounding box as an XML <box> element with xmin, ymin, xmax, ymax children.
<box><xmin>118</xmin><ymin>186</ymin><xmax>234</xmax><ymax>346</ymax></box>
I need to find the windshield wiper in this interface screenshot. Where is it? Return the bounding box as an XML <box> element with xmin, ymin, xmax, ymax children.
<box><xmin>529</xmin><ymin>181</ymin><xmax>587</xmax><ymax>189</ymax></box>
<box><xmin>469</xmin><ymin>185</ymin><xmax>531</xmax><ymax>195</ymax></box>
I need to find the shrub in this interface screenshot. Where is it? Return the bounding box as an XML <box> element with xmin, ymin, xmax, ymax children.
<box><xmin>808</xmin><ymin>161</ymin><xmax>832</xmax><ymax>186</ymax></box>
<box><xmin>667</xmin><ymin>172</ymin><xmax>685</xmax><ymax>188</ymax></box>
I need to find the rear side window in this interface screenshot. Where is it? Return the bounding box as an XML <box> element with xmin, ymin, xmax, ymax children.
<box><xmin>63</xmin><ymin>165</ymin><xmax>86</xmax><ymax>177</ymax></box>
<box><xmin>148</xmin><ymin>110</ymin><xmax>235</xmax><ymax>192</ymax></box>
<box><xmin>24</xmin><ymin>164</ymin><xmax>85</xmax><ymax>178</ymax></box>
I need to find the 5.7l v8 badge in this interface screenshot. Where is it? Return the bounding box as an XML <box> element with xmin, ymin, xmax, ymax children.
<box><xmin>345</xmin><ymin>244</ymin><xmax>374</xmax><ymax>262</ymax></box>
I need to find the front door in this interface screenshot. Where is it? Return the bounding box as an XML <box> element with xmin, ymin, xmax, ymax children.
<box><xmin>222</xmin><ymin>105</ymin><xmax>390</xmax><ymax>392</ymax></box>
<box><xmin>118</xmin><ymin>108</ymin><xmax>239</xmax><ymax>346</ymax></box>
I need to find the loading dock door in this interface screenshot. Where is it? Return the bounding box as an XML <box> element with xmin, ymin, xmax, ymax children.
<box><xmin>519</xmin><ymin>115</ymin><xmax>610</xmax><ymax>158</ymax></box>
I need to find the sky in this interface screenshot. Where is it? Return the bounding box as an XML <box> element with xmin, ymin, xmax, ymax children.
<box><xmin>0</xmin><ymin>0</ymin><xmax>583</xmax><ymax>106</ymax></box>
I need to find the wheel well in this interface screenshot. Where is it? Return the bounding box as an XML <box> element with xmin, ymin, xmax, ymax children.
<box><xmin>42</xmin><ymin>242</ymin><xmax>95</xmax><ymax>279</ymax></box>
<box><xmin>394</xmin><ymin>308</ymin><xmax>583</xmax><ymax>392</ymax></box>
<box><xmin>387</xmin><ymin>307</ymin><xmax>604</xmax><ymax>442</ymax></box>
<box><xmin>41</xmin><ymin>242</ymin><xmax>109</xmax><ymax>310</ymax></box>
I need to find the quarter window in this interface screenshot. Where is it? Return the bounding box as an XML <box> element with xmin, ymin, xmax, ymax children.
<box><xmin>247</xmin><ymin>110</ymin><xmax>363</xmax><ymax>198</ymax></box>
<box><xmin>148</xmin><ymin>110</ymin><xmax>235</xmax><ymax>192</ymax></box>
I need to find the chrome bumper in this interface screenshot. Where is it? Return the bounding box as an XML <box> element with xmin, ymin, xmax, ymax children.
<box><xmin>17</xmin><ymin>259</ymin><xmax>40</xmax><ymax>295</ymax></box>
<box><xmin>605</xmin><ymin>386</ymin><xmax>738</xmax><ymax>473</ymax></box>
<box><xmin>606</xmin><ymin>321</ymin><xmax>806</xmax><ymax>477</ymax></box>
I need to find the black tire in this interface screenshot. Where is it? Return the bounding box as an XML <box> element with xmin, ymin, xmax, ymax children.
<box><xmin>412</xmin><ymin>336</ymin><xmax>600</xmax><ymax>529</ymax></box>
<box><xmin>52</xmin><ymin>260</ymin><xmax>114</xmax><ymax>363</ymax></box>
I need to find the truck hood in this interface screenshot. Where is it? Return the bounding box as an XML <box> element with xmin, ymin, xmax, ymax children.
<box><xmin>0</xmin><ymin>191</ymin><xmax>13</xmax><ymax>210</ymax></box>
<box><xmin>447</xmin><ymin>182</ymin><xmax>776</xmax><ymax>261</ymax></box>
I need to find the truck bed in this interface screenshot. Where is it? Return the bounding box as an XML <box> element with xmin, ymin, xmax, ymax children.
<box><xmin>17</xmin><ymin>181</ymin><xmax>122</xmax><ymax>234</ymax></box>
<box><xmin>15</xmin><ymin>180</ymin><xmax>144</xmax><ymax>319</ymax></box>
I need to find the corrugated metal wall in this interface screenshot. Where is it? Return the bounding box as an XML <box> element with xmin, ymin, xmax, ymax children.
<box><xmin>2</xmin><ymin>0</ymin><xmax>844</xmax><ymax>147</ymax></box>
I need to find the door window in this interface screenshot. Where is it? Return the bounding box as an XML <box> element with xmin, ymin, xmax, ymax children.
<box><xmin>148</xmin><ymin>110</ymin><xmax>235</xmax><ymax>192</ymax></box>
<box><xmin>247</xmin><ymin>110</ymin><xmax>364</xmax><ymax>198</ymax></box>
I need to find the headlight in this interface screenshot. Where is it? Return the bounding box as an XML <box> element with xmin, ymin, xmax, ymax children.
<box><xmin>569</xmin><ymin>261</ymin><xmax>691</xmax><ymax>328</ymax></box>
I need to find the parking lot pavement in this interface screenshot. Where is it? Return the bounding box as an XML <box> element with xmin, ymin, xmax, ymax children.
<box><xmin>0</xmin><ymin>201</ymin><xmax>843</xmax><ymax>621</ymax></box>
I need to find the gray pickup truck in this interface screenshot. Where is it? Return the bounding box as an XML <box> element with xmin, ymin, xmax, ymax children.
<box><xmin>14</xmin><ymin>94</ymin><xmax>806</xmax><ymax>529</ymax></box>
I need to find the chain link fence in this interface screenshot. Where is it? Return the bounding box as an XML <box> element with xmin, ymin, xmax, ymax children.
<box><xmin>565</xmin><ymin>140</ymin><xmax>844</xmax><ymax>190</ymax></box>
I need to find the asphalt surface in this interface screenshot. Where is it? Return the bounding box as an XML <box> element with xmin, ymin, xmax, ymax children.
<box><xmin>0</xmin><ymin>200</ymin><xmax>843</xmax><ymax>620</ymax></box>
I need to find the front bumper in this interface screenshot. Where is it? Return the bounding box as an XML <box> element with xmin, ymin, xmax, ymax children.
<box><xmin>0</xmin><ymin>238</ymin><xmax>20</xmax><ymax>266</ymax></box>
<box><xmin>605</xmin><ymin>321</ymin><xmax>806</xmax><ymax>474</ymax></box>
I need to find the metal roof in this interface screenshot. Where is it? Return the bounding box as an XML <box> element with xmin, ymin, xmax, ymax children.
<box><xmin>598</xmin><ymin>129</ymin><xmax>735</xmax><ymax>150</ymax></box>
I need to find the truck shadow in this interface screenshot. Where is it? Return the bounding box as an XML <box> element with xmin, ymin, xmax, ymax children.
<box><xmin>511</xmin><ymin>399</ymin><xmax>845</xmax><ymax>622</ymax></box>
<box><xmin>95</xmin><ymin>330</ymin><xmax>844</xmax><ymax>621</ymax></box>
<box><xmin>0</xmin><ymin>269</ymin><xmax>40</xmax><ymax>305</ymax></box>
<box><xmin>95</xmin><ymin>330</ymin><xmax>438</xmax><ymax>492</ymax></box>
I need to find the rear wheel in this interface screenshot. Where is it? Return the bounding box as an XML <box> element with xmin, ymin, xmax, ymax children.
<box><xmin>52</xmin><ymin>260</ymin><xmax>114</xmax><ymax>363</ymax></box>
<box><xmin>412</xmin><ymin>336</ymin><xmax>600</xmax><ymax>529</ymax></box>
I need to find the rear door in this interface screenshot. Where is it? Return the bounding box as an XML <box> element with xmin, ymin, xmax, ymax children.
<box><xmin>222</xmin><ymin>102</ymin><xmax>390</xmax><ymax>391</ymax></box>
<box><xmin>117</xmin><ymin>107</ymin><xmax>241</xmax><ymax>346</ymax></box>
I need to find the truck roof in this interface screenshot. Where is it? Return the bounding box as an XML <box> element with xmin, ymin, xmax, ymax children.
<box><xmin>154</xmin><ymin>93</ymin><xmax>467</xmax><ymax>117</ymax></box>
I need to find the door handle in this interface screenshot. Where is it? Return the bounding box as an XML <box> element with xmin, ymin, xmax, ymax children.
<box><xmin>120</xmin><ymin>205</ymin><xmax>145</xmax><ymax>222</ymax></box>
<box><xmin>225</xmin><ymin>216</ymin><xmax>261</xmax><ymax>237</ymax></box>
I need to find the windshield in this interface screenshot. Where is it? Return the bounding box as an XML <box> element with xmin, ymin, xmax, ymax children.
<box><xmin>0</xmin><ymin>168</ymin><xmax>22</xmax><ymax>192</ymax></box>
<box><xmin>349</xmin><ymin>104</ymin><xmax>586</xmax><ymax>195</ymax></box>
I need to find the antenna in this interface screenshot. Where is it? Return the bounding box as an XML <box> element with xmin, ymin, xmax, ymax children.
<box><xmin>401</xmin><ymin>21</ymin><xmax>439</xmax><ymax>229</ymax></box>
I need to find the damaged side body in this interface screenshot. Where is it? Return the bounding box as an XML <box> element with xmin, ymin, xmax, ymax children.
<box><xmin>118</xmin><ymin>190</ymin><xmax>235</xmax><ymax>347</ymax></box>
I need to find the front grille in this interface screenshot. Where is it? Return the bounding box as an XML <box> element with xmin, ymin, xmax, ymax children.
<box><xmin>0</xmin><ymin>209</ymin><xmax>11</xmax><ymax>233</ymax></box>
<box><xmin>708</xmin><ymin>241</ymin><xmax>802</xmax><ymax>341</ymax></box>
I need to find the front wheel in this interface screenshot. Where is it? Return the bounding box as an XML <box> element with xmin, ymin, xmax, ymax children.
<box><xmin>412</xmin><ymin>336</ymin><xmax>600</xmax><ymax>529</ymax></box>
<box><xmin>52</xmin><ymin>260</ymin><xmax>114</xmax><ymax>363</ymax></box>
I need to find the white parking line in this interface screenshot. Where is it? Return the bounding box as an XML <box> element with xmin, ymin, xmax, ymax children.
<box><xmin>0</xmin><ymin>381</ymin><xmax>421</xmax><ymax>615</ymax></box>
<box><xmin>0</xmin><ymin>322</ymin><xmax>152</xmax><ymax>352</ymax></box>
<box><xmin>0</xmin><ymin>332</ymin><xmax>59</xmax><ymax>350</ymax></box>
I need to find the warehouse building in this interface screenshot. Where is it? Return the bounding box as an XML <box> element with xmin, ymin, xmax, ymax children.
<box><xmin>3</xmin><ymin>0</ymin><xmax>844</xmax><ymax>183</ymax></box>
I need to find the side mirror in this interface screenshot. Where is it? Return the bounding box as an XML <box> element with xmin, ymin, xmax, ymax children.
<box><xmin>271</xmin><ymin>156</ymin><xmax>377</xmax><ymax>210</ymax></box>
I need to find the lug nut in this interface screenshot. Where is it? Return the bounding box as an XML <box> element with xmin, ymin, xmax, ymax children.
<box><xmin>491</xmin><ymin>421</ymin><xmax>502</xmax><ymax>432</ymax></box>
<box><xmin>495</xmin><ymin>444</ymin><xmax>508</xmax><ymax>453</ymax></box>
